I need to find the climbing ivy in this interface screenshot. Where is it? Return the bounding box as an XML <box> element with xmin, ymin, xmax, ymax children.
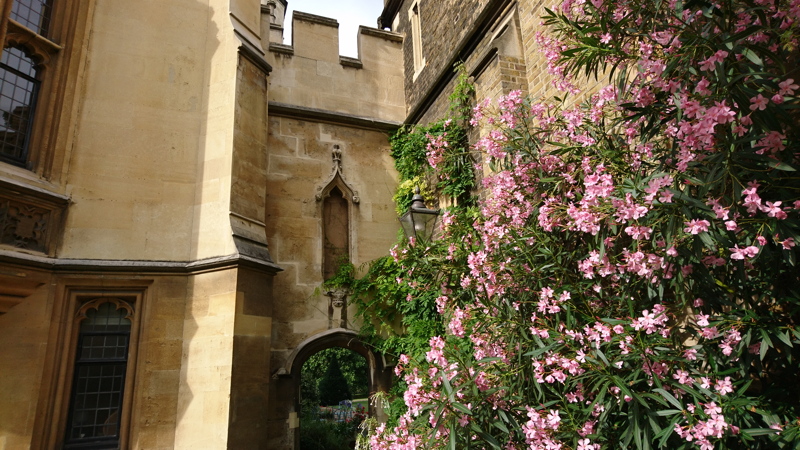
<box><xmin>388</xmin><ymin>63</ymin><xmax>477</xmax><ymax>207</ymax></box>
<box><xmin>348</xmin><ymin>63</ymin><xmax>479</xmax><ymax>424</ymax></box>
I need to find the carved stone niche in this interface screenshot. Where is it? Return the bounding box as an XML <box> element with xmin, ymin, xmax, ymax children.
<box><xmin>0</xmin><ymin>179</ymin><xmax>69</xmax><ymax>255</ymax></box>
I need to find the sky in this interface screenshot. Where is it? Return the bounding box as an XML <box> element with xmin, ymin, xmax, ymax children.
<box><xmin>283</xmin><ymin>0</ymin><xmax>385</xmax><ymax>58</ymax></box>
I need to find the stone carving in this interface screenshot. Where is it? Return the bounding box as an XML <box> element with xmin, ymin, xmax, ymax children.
<box><xmin>315</xmin><ymin>145</ymin><xmax>360</xmax><ymax>204</ymax></box>
<box><xmin>324</xmin><ymin>287</ymin><xmax>350</xmax><ymax>329</ymax></box>
<box><xmin>0</xmin><ymin>199</ymin><xmax>49</xmax><ymax>253</ymax></box>
<box><xmin>5</xmin><ymin>20</ymin><xmax>62</xmax><ymax>68</ymax></box>
<box><xmin>325</xmin><ymin>287</ymin><xmax>349</xmax><ymax>308</ymax></box>
<box><xmin>0</xmin><ymin>180</ymin><xmax>68</xmax><ymax>255</ymax></box>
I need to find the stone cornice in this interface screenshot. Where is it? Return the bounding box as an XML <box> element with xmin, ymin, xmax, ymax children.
<box><xmin>0</xmin><ymin>250</ymin><xmax>283</xmax><ymax>275</ymax></box>
<box><xmin>268</xmin><ymin>102</ymin><xmax>402</xmax><ymax>131</ymax></box>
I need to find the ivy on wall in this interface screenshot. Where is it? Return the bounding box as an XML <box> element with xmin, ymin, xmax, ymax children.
<box><xmin>346</xmin><ymin>63</ymin><xmax>479</xmax><ymax>426</ymax></box>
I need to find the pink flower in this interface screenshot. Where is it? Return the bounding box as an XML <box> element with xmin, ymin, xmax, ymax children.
<box><xmin>700</xmin><ymin>326</ymin><xmax>720</xmax><ymax>339</ymax></box>
<box><xmin>778</xmin><ymin>78</ymin><xmax>798</xmax><ymax>96</ymax></box>
<box><xmin>715</xmin><ymin>376</ymin><xmax>734</xmax><ymax>395</ymax></box>
<box><xmin>729</xmin><ymin>245</ymin><xmax>759</xmax><ymax>260</ymax></box>
<box><xmin>749</xmin><ymin>94</ymin><xmax>769</xmax><ymax>110</ymax></box>
<box><xmin>600</xmin><ymin>33</ymin><xmax>612</xmax><ymax>44</ymax></box>
<box><xmin>684</xmin><ymin>219</ymin><xmax>710</xmax><ymax>234</ymax></box>
<box><xmin>625</xmin><ymin>225</ymin><xmax>653</xmax><ymax>240</ymax></box>
<box><xmin>761</xmin><ymin>201</ymin><xmax>788</xmax><ymax>219</ymax></box>
<box><xmin>674</xmin><ymin>369</ymin><xmax>692</xmax><ymax>384</ymax></box>
<box><xmin>699</xmin><ymin>50</ymin><xmax>728</xmax><ymax>71</ymax></box>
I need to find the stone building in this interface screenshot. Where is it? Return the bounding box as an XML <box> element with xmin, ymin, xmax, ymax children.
<box><xmin>0</xmin><ymin>0</ymin><xmax>566</xmax><ymax>448</ymax></box>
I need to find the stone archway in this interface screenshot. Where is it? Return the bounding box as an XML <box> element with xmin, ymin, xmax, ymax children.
<box><xmin>278</xmin><ymin>328</ymin><xmax>392</xmax><ymax>449</ymax></box>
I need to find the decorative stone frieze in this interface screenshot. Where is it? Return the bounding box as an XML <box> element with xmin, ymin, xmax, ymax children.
<box><xmin>0</xmin><ymin>179</ymin><xmax>68</xmax><ymax>255</ymax></box>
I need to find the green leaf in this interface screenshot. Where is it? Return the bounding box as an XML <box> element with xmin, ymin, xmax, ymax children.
<box><xmin>739</xmin><ymin>48</ymin><xmax>764</xmax><ymax>66</ymax></box>
<box><xmin>452</xmin><ymin>402</ymin><xmax>472</xmax><ymax>415</ymax></box>
<box><xmin>741</xmin><ymin>428</ymin><xmax>780</xmax><ymax>436</ymax></box>
<box><xmin>767</xmin><ymin>160</ymin><xmax>796</xmax><ymax>172</ymax></box>
<box><xmin>653</xmin><ymin>388</ymin><xmax>683</xmax><ymax>410</ymax></box>
<box><xmin>776</xmin><ymin>330</ymin><xmax>793</xmax><ymax>347</ymax></box>
<box><xmin>470</xmin><ymin>423</ymin><xmax>501</xmax><ymax>449</ymax></box>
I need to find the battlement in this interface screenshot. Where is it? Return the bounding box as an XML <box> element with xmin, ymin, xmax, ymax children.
<box><xmin>268</xmin><ymin>11</ymin><xmax>402</xmax><ymax>66</ymax></box>
<box><xmin>265</xmin><ymin>10</ymin><xmax>405</xmax><ymax>123</ymax></box>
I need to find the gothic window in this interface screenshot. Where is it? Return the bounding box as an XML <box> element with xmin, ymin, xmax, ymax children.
<box><xmin>64</xmin><ymin>299</ymin><xmax>134</xmax><ymax>450</ymax></box>
<box><xmin>0</xmin><ymin>0</ymin><xmax>65</xmax><ymax>173</ymax></box>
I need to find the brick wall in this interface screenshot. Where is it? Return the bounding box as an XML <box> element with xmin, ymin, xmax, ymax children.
<box><xmin>389</xmin><ymin>0</ymin><xmax>605</xmax><ymax>126</ymax></box>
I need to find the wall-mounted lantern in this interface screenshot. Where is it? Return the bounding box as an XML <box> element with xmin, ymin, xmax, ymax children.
<box><xmin>399</xmin><ymin>187</ymin><xmax>440</xmax><ymax>241</ymax></box>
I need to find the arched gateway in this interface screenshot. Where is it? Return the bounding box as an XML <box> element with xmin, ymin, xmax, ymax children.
<box><xmin>271</xmin><ymin>329</ymin><xmax>394</xmax><ymax>449</ymax></box>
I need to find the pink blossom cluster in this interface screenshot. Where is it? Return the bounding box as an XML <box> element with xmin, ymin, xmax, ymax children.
<box><xmin>674</xmin><ymin>402</ymin><xmax>731</xmax><ymax>450</ymax></box>
<box><xmin>521</xmin><ymin>407</ymin><xmax>564</xmax><ymax>449</ymax></box>
<box><xmin>425</xmin><ymin>132</ymin><xmax>448</xmax><ymax>170</ymax></box>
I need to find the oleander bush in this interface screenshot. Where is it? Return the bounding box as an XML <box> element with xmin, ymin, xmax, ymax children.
<box><xmin>367</xmin><ymin>0</ymin><xmax>800</xmax><ymax>448</ymax></box>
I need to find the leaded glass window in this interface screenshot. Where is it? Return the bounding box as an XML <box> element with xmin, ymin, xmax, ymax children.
<box><xmin>10</xmin><ymin>0</ymin><xmax>53</xmax><ymax>37</ymax></box>
<box><xmin>0</xmin><ymin>46</ymin><xmax>38</xmax><ymax>166</ymax></box>
<box><xmin>65</xmin><ymin>302</ymin><xmax>132</xmax><ymax>450</ymax></box>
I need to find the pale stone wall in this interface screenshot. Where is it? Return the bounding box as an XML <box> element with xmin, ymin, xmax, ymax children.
<box><xmin>60</xmin><ymin>0</ymin><xmax>216</xmax><ymax>262</ymax></box>
<box><xmin>175</xmin><ymin>269</ymin><xmax>237</xmax><ymax>450</ymax></box>
<box><xmin>259</xmin><ymin>11</ymin><xmax>406</xmax><ymax>447</ymax></box>
<box><xmin>129</xmin><ymin>276</ymin><xmax>188</xmax><ymax>450</ymax></box>
<box><xmin>265</xmin><ymin>117</ymin><xmax>399</xmax><ymax>340</ymax></box>
<box><xmin>0</xmin><ymin>274</ymin><xmax>53</xmax><ymax>450</ymax></box>
<box><xmin>1</xmin><ymin>0</ymin><xmax>278</xmax><ymax>448</ymax></box>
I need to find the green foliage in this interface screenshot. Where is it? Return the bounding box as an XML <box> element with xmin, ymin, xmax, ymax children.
<box><xmin>448</xmin><ymin>62</ymin><xmax>476</xmax><ymax>124</ymax></box>
<box><xmin>389</xmin><ymin>126</ymin><xmax>429</xmax><ymax>182</ymax></box>
<box><xmin>302</xmin><ymin>347</ymin><xmax>368</xmax><ymax>412</ymax></box>
<box><xmin>322</xmin><ymin>255</ymin><xmax>355</xmax><ymax>289</ymax></box>
<box><xmin>318</xmin><ymin>354</ymin><xmax>352</xmax><ymax>406</ymax></box>
<box><xmin>299</xmin><ymin>416</ymin><xmax>359</xmax><ymax>450</ymax></box>
<box><xmin>388</xmin><ymin>62</ymin><xmax>477</xmax><ymax>207</ymax></box>
<box><xmin>392</xmin><ymin>177</ymin><xmax>433</xmax><ymax>216</ymax></box>
<box><xmin>348</xmin><ymin>62</ymin><xmax>479</xmax><ymax>427</ymax></box>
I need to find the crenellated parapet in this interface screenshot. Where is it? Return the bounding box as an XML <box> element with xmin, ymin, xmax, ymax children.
<box><xmin>265</xmin><ymin>11</ymin><xmax>406</xmax><ymax>124</ymax></box>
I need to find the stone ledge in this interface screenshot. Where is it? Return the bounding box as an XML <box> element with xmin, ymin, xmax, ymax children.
<box><xmin>268</xmin><ymin>102</ymin><xmax>402</xmax><ymax>131</ymax></box>
<box><xmin>293</xmin><ymin>11</ymin><xmax>339</xmax><ymax>28</ymax></box>
<box><xmin>339</xmin><ymin>56</ymin><xmax>362</xmax><ymax>68</ymax></box>
<box><xmin>239</xmin><ymin>42</ymin><xmax>272</xmax><ymax>74</ymax></box>
<box><xmin>359</xmin><ymin>26</ymin><xmax>403</xmax><ymax>43</ymax></box>
<box><xmin>268</xmin><ymin>42</ymin><xmax>294</xmax><ymax>56</ymax></box>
